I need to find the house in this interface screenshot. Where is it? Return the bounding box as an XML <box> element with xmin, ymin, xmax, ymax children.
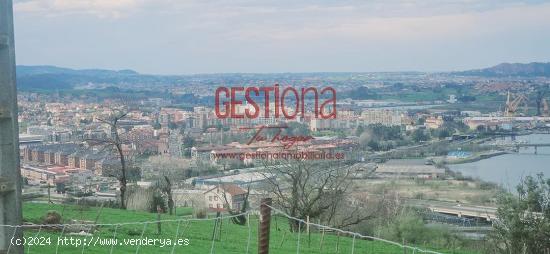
<box><xmin>43</xmin><ymin>148</ymin><xmax>56</xmax><ymax>165</ymax></box>
<box><xmin>23</xmin><ymin>144</ymin><xmax>80</xmax><ymax>166</ymax></box>
<box><xmin>31</xmin><ymin>146</ymin><xmax>46</xmax><ymax>163</ymax></box>
<box><xmin>54</xmin><ymin>145</ymin><xmax>80</xmax><ymax>166</ymax></box>
<box><xmin>23</xmin><ymin>146</ymin><xmax>33</xmax><ymax>161</ymax></box>
<box><xmin>191</xmin><ymin>145</ymin><xmax>231</xmax><ymax>161</ymax></box>
<box><xmin>203</xmin><ymin>184</ymin><xmax>248</xmax><ymax>212</ymax></box>
<box><xmin>21</xmin><ymin>165</ymin><xmax>57</xmax><ymax>185</ymax></box>
<box><xmin>424</xmin><ymin>116</ymin><xmax>444</xmax><ymax>129</ymax></box>
<box><xmin>79</xmin><ymin>152</ymin><xmax>106</xmax><ymax>170</ymax></box>
<box><xmin>68</xmin><ymin>151</ymin><xmax>84</xmax><ymax>168</ymax></box>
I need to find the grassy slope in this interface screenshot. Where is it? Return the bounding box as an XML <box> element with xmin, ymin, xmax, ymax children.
<box><xmin>20</xmin><ymin>202</ymin><xmax>476</xmax><ymax>254</ymax></box>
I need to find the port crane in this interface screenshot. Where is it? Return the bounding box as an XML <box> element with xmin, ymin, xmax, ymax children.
<box><xmin>543</xmin><ymin>98</ymin><xmax>550</xmax><ymax>116</ymax></box>
<box><xmin>504</xmin><ymin>91</ymin><xmax>528</xmax><ymax>116</ymax></box>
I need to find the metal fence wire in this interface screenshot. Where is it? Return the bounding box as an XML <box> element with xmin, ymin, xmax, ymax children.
<box><xmin>0</xmin><ymin>204</ymin><xmax>446</xmax><ymax>254</ymax></box>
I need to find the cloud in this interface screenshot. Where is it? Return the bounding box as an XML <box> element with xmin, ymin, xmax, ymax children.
<box><xmin>14</xmin><ymin>0</ymin><xmax>548</xmax><ymax>19</ymax></box>
<box><xmin>178</xmin><ymin>1</ymin><xmax>550</xmax><ymax>44</ymax></box>
<box><xmin>13</xmin><ymin>0</ymin><xmax>550</xmax><ymax>73</ymax></box>
<box><xmin>14</xmin><ymin>0</ymin><xmax>145</xmax><ymax>18</ymax></box>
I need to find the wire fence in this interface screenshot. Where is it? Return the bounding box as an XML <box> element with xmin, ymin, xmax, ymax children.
<box><xmin>3</xmin><ymin>210</ymin><xmax>254</xmax><ymax>254</ymax></box>
<box><xmin>0</xmin><ymin>203</ymin><xmax>445</xmax><ymax>254</ymax></box>
<box><xmin>266</xmin><ymin>204</ymin><xmax>443</xmax><ymax>254</ymax></box>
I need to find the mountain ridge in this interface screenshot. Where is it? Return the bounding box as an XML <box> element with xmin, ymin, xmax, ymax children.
<box><xmin>15</xmin><ymin>62</ymin><xmax>550</xmax><ymax>90</ymax></box>
<box><xmin>455</xmin><ymin>62</ymin><xmax>550</xmax><ymax>77</ymax></box>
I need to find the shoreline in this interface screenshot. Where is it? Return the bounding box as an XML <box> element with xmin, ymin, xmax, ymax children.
<box><xmin>443</xmin><ymin>151</ymin><xmax>511</xmax><ymax>165</ymax></box>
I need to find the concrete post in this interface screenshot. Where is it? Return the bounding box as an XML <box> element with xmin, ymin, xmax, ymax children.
<box><xmin>0</xmin><ymin>0</ymin><xmax>23</xmax><ymax>253</ymax></box>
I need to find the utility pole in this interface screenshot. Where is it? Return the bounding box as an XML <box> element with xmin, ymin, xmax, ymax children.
<box><xmin>0</xmin><ymin>0</ymin><xmax>23</xmax><ymax>253</ymax></box>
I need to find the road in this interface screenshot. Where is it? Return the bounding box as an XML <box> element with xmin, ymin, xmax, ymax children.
<box><xmin>404</xmin><ymin>198</ymin><xmax>498</xmax><ymax>221</ymax></box>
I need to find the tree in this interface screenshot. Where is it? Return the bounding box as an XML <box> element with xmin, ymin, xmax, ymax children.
<box><xmin>367</xmin><ymin>140</ymin><xmax>380</xmax><ymax>151</ymax></box>
<box><xmin>358</xmin><ymin>131</ymin><xmax>372</xmax><ymax>149</ymax></box>
<box><xmin>355</xmin><ymin>125</ymin><xmax>365</xmax><ymax>137</ymax></box>
<box><xmin>260</xmin><ymin>160</ymin><xmax>378</xmax><ymax>231</ymax></box>
<box><xmin>368</xmin><ymin>124</ymin><xmax>402</xmax><ymax>141</ymax></box>
<box><xmin>221</xmin><ymin>184</ymin><xmax>251</xmax><ymax>225</ymax></box>
<box><xmin>285</xmin><ymin>122</ymin><xmax>311</xmax><ymax>136</ymax></box>
<box><xmin>411</xmin><ymin>129</ymin><xmax>429</xmax><ymax>142</ymax></box>
<box><xmin>146</xmin><ymin>155</ymin><xmax>192</xmax><ymax>214</ymax></box>
<box><xmin>153</xmin><ymin>176</ymin><xmax>174</xmax><ymax>215</ymax></box>
<box><xmin>152</xmin><ymin>121</ymin><xmax>161</xmax><ymax>130</ymax></box>
<box><xmin>432</xmin><ymin>128</ymin><xmax>451</xmax><ymax>140</ymax></box>
<box><xmin>86</xmin><ymin>111</ymin><xmax>130</xmax><ymax>209</ymax></box>
<box><xmin>182</xmin><ymin>135</ymin><xmax>195</xmax><ymax>158</ymax></box>
<box><xmin>488</xmin><ymin>174</ymin><xmax>550</xmax><ymax>253</ymax></box>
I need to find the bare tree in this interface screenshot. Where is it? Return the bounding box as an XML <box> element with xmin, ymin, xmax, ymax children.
<box><xmin>152</xmin><ymin>176</ymin><xmax>175</xmax><ymax>215</ymax></box>
<box><xmin>146</xmin><ymin>155</ymin><xmax>193</xmax><ymax>215</ymax></box>
<box><xmin>260</xmin><ymin>160</ymin><xmax>379</xmax><ymax>231</ymax></box>
<box><xmin>86</xmin><ymin>110</ymin><xmax>130</xmax><ymax>209</ymax></box>
<box><xmin>221</xmin><ymin>184</ymin><xmax>251</xmax><ymax>225</ymax></box>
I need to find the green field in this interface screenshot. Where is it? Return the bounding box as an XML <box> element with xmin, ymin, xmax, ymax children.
<box><xmin>15</xmin><ymin>202</ymin><xmax>476</xmax><ymax>254</ymax></box>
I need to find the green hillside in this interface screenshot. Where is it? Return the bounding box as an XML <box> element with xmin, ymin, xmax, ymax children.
<box><xmin>17</xmin><ymin>202</ymin><xmax>476</xmax><ymax>254</ymax></box>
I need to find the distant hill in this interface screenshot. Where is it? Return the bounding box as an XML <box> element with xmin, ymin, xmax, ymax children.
<box><xmin>15</xmin><ymin>65</ymin><xmax>167</xmax><ymax>90</ymax></box>
<box><xmin>17</xmin><ymin>65</ymin><xmax>139</xmax><ymax>76</ymax></box>
<box><xmin>16</xmin><ymin>63</ymin><xmax>550</xmax><ymax>91</ymax></box>
<box><xmin>456</xmin><ymin>62</ymin><xmax>550</xmax><ymax>77</ymax></box>
<box><xmin>14</xmin><ymin>65</ymin><xmax>372</xmax><ymax>91</ymax></box>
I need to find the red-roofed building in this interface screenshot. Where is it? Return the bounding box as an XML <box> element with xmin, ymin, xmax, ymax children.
<box><xmin>203</xmin><ymin>184</ymin><xmax>248</xmax><ymax>212</ymax></box>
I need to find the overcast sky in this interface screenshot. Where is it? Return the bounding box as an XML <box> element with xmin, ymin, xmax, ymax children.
<box><xmin>12</xmin><ymin>0</ymin><xmax>550</xmax><ymax>74</ymax></box>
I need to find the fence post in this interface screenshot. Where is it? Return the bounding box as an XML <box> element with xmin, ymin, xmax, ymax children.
<box><xmin>218</xmin><ymin>213</ymin><xmax>223</xmax><ymax>241</ymax></box>
<box><xmin>306</xmin><ymin>215</ymin><xmax>309</xmax><ymax>234</ymax></box>
<box><xmin>211</xmin><ymin>212</ymin><xmax>220</xmax><ymax>242</ymax></box>
<box><xmin>306</xmin><ymin>215</ymin><xmax>310</xmax><ymax>248</ymax></box>
<box><xmin>157</xmin><ymin>205</ymin><xmax>162</xmax><ymax>234</ymax></box>
<box><xmin>258</xmin><ymin>198</ymin><xmax>272</xmax><ymax>254</ymax></box>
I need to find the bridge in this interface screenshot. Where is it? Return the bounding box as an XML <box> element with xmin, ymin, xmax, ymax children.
<box><xmin>427</xmin><ymin>204</ymin><xmax>498</xmax><ymax>221</ymax></box>
<box><xmin>404</xmin><ymin>199</ymin><xmax>498</xmax><ymax>221</ymax></box>
<box><xmin>510</xmin><ymin>143</ymin><xmax>550</xmax><ymax>147</ymax></box>
<box><xmin>493</xmin><ymin>142</ymin><xmax>550</xmax><ymax>154</ymax></box>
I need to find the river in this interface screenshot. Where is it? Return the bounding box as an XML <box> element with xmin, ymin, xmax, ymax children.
<box><xmin>448</xmin><ymin>134</ymin><xmax>550</xmax><ymax>190</ymax></box>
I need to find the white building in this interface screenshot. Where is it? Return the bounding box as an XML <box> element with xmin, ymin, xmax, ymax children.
<box><xmin>360</xmin><ymin>110</ymin><xmax>402</xmax><ymax>126</ymax></box>
<box><xmin>204</xmin><ymin>184</ymin><xmax>248</xmax><ymax>212</ymax></box>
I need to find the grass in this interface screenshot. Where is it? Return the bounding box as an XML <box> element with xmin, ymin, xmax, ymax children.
<box><xmin>18</xmin><ymin>202</ymin><xmax>476</xmax><ymax>254</ymax></box>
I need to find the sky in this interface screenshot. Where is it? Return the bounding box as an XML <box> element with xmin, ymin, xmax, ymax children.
<box><xmin>12</xmin><ymin>0</ymin><xmax>550</xmax><ymax>75</ymax></box>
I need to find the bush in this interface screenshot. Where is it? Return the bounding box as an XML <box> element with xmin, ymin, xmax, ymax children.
<box><xmin>42</xmin><ymin>210</ymin><xmax>62</xmax><ymax>224</ymax></box>
<box><xmin>413</xmin><ymin>192</ymin><xmax>425</xmax><ymax>200</ymax></box>
<box><xmin>487</xmin><ymin>174</ymin><xmax>550</xmax><ymax>253</ymax></box>
<box><xmin>383</xmin><ymin>212</ymin><xmax>427</xmax><ymax>244</ymax></box>
<box><xmin>478</xmin><ymin>181</ymin><xmax>498</xmax><ymax>190</ymax></box>
<box><xmin>379</xmin><ymin>210</ymin><xmax>465</xmax><ymax>249</ymax></box>
<box><xmin>194</xmin><ymin>207</ymin><xmax>208</xmax><ymax>219</ymax></box>
<box><xmin>150</xmin><ymin>192</ymin><xmax>167</xmax><ymax>213</ymax></box>
<box><xmin>61</xmin><ymin>197</ymin><xmax>119</xmax><ymax>209</ymax></box>
<box><xmin>414</xmin><ymin>177</ymin><xmax>426</xmax><ymax>185</ymax></box>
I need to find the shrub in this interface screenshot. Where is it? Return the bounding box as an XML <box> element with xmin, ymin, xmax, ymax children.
<box><xmin>194</xmin><ymin>207</ymin><xmax>208</xmax><ymax>219</ymax></box>
<box><xmin>42</xmin><ymin>210</ymin><xmax>62</xmax><ymax>224</ymax></box>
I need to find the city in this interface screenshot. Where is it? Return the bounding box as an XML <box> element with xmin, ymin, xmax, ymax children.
<box><xmin>2</xmin><ymin>0</ymin><xmax>550</xmax><ymax>253</ymax></box>
<box><xmin>14</xmin><ymin>64</ymin><xmax>550</xmax><ymax>253</ymax></box>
